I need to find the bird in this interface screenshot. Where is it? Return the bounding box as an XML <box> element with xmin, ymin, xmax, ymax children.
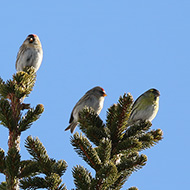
<box><xmin>65</xmin><ymin>86</ymin><xmax>107</xmax><ymax>133</ymax></box>
<box><xmin>16</xmin><ymin>34</ymin><xmax>43</xmax><ymax>72</ymax></box>
<box><xmin>128</xmin><ymin>88</ymin><xmax>160</xmax><ymax>125</ymax></box>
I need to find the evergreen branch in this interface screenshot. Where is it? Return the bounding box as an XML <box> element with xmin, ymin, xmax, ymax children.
<box><xmin>150</xmin><ymin>129</ymin><xmax>163</xmax><ymax>141</ymax></box>
<box><xmin>13</xmin><ymin>67</ymin><xmax>36</xmax><ymax>99</ymax></box>
<box><xmin>0</xmin><ymin>67</ymin><xmax>36</xmax><ymax>100</ymax></box>
<box><xmin>106</xmin><ymin>93</ymin><xmax>133</xmax><ymax>142</ymax></box>
<box><xmin>106</xmin><ymin>93</ymin><xmax>134</xmax><ymax>160</ymax></box>
<box><xmin>0</xmin><ymin>77</ymin><xmax>3</xmax><ymax>84</ymax></box>
<box><xmin>71</xmin><ymin>133</ymin><xmax>101</xmax><ymax>170</ymax></box>
<box><xmin>0</xmin><ymin>78</ymin><xmax>13</xmax><ymax>99</ymax></box>
<box><xmin>78</xmin><ymin>108</ymin><xmax>109</xmax><ymax>146</ymax></box>
<box><xmin>0</xmin><ymin>148</ymin><xmax>5</xmax><ymax>174</ymax></box>
<box><xmin>5</xmin><ymin>147</ymin><xmax>21</xmax><ymax>189</ymax></box>
<box><xmin>111</xmin><ymin>171</ymin><xmax>132</xmax><ymax>190</ymax></box>
<box><xmin>19</xmin><ymin>160</ymin><xmax>40</xmax><ymax>178</ymax></box>
<box><xmin>20</xmin><ymin>176</ymin><xmax>47</xmax><ymax>189</ymax></box>
<box><xmin>124</xmin><ymin>121</ymin><xmax>152</xmax><ymax>139</ymax></box>
<box><xmin>0</xmin><ymin>77</ymin><xmax>4</xmax><ymax>87</ymax></box>
<box><xmin>117</xmin><ymin>153</ymin><xmax>147</xmax><ymax>173</ymax></box>
<box><xmin>72</xmin><ymin>165</ymin><xmax>92</xmax><ymax>190</ymax></box>
<box><xmin>21</xmin><ymin>174</ymin><xmax>66</xmax><ymax>190</ymax></box>
<box><xmin>25</xmin><ymin>136</ymin><xmax>67</xmax><ymax>178</ymax></box>
<box><xmin>110</xmin><ymin>154</ymin><xmax>146</xmax><ymax>189</ymax></box>
<box><xmin>128</xmin><ymin>187</ymin><xmax>138</xmax><ymax>190</ymax></box>
<box><xmin>0</xmin><ymin>182</ymin><xmax>6</xmax><ymax>190</ymax></box>
<box><xmin>114</xmin><ymin>138</ymin><xmax>142</xmax><ymax>155</ymax></box>
<box><xmin>51</xmin><ymin>160</ymin><xmax>67</xmax><ymax>177</ymax></box>
<box><xmin>117</xmin><ymin>93</ymin><xmax>133</xmax><ymax>130</ymax></box>
<box><xmin>139</xmin><ymin>129</ymin><xmax>163</xmax><ymax>150</ymax></box>
<box><xmin>5</xmin><ymin>147</ymin><xmax>21</xmax><ymax>177</ymax></box>
<box><xmin>95</xmin><ymin>162</ymin><xmax>118</xmax><ymax>189</ymax></box>
<box><xmin>25</xmin><ymin>136</ymin><xmax>50</xmax><ymax>173</ymax></box>
<box><xmin>0</xmin><ymin>99</ymin><xmax>15</xmax><ymax>130</ymax></box>
<box><xmin>124</xmin><ymin>151</ymin><xmax>139</xmax><ymax>160</ymax></box>
<box><xmin>45</xmin><ymin>173</ymin><xmax>67</xmax><ymax>190</ymax></box>
<box><xmin>0</xmin><ymin>69</ymin><xmax>38</xmax><ymax>131</ymax></box>
<box><xmin>19</xmin><ymin>159</ymin><xmax>67</xmax><ymax>180</ymax></box>
<box><xmin>109</xmin><ymin>170</ymin><xmax>132</xmax><ymax>190</ymax></box>
<box><xmin>19</xmin><ymin>104</ymin><xmax>44</xmax><ymax>132</ymax></box>
<box><xmin>96</xmin><ymin>138</ymin><xmax>112</xmax><ymax>164</ymax></box>
<box><xmin>112</xmin><ymin>151</ymin><xmax>138</xmax><ymax>166</ymax></box>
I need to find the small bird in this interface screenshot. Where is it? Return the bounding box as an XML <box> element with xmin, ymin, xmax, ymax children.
<box><xmin>16</xmin><ymin>34</ymin><xmax>43</xmax><ymax>72</ymax></box>
<box><xmin>128</xmin><ymin>88</ymin><xmax>160</xmax><ymax>125</ymax></box>
<box><xmin>65</xmin><ymin>86</ymin><xmax>107</xmax><ymax>133</ymax></box>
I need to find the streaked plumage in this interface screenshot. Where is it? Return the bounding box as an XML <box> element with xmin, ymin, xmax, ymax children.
<box><xmin>16</xmin><ymin>34</ymin><xmax>43</xmax><ymax>72</ymax></box>
<box><xmin>128</xmin><ymin>88</ymin><xmax>160</xmax><ymax>125</ymax></box>
<box><xmin>65</xmin><ymin>86</ymin><xmax>107</xmax><ymax>133</ymax></box>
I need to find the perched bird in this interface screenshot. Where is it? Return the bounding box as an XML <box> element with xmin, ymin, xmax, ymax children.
<box><xmin>65</xmin><ymin>86</ymin><xmax>107</xmax><ymax>133</ymax></box>
<box><xmin>16</xmin><ymin>34</ymin><xmax>43</xmax><ymax>72</ymax></box>
<box><xmin>128</xmin><ymin>88</ymin><xmax>160</xmax><ymax>125</ymax></box>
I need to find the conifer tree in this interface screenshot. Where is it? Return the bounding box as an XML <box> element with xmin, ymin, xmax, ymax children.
<box><xmin>71</xmin><ymin>93</ymin><xmax>163</xmax><ymax>190</ymax></box>
<box><xmin>0</xmin><ymin>68</ymin><xmax>163</xmax><ymax>190</ymax></box>
<box><xmin>0</xmin><ymin>67</ymin><xmax>67</xmax><ymax>190</ymax></box>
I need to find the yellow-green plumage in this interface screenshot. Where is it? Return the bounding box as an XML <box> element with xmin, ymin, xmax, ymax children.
<box><xmin>128</xmin><ymin>88</ymin><xmax>160</xmax><ymax>125</ymax></box>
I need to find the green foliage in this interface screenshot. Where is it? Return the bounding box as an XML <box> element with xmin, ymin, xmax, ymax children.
<box><xmin>21</xmin><ymin>136</ymin><xmax>67</xmax><ymax>189</ymax></box>
<box><xmin>0</xmin><ymin>149</ymin><xmax>5</xmax><ymax>174</ymax></box>
<box><xmin>19</xmin><ymin>104</ymin><xmax>44</xmax><ymax>132</ymax></box>
<box><xmin>117</xmin><ymin>153</ymin><xmax>147</xmax><ymax>172</ymax></box>
<box><xmin>0</xmin><ymin>66</ymin><xmax>163</xmax><ymax>189</ymax></box>
<box><xmin>5</xmin><ymin>147</ymin><xmax>21</xmax><ymax>189</ymax></box>
<box><xmin>0</xmin><ymin>67</ymin><xmax>67</xmax><ymax>190</ymax></box>
<box><xmin>96</xmin><ymin>138</ymin><xmax>112</xmax><ymax>164</ymax></box>
<box><xmin>0</xmin><ymin>67</ymin><xmax>43</xmax><ymax>132</ymax></box>
<box><xmin>25</xmin><ymin>136</ymin><xmax>67</xmax><ymax>176</ymax></box>
<box><xmin>78</xmin><ymin>107</ymin><xmax>110</xmax><ymax>146</ymax></box>
<box><xmin>72</xmin><ymin>165</ymin><xmax>92</xmax><ymax>190</ymax></box>
<box><xmin>0</xmin><ymin>67</ymin><xmax>36</xmax><ymax>100</ymax></box>
<box><xmin>20</xmin><ymin>174</ymin><xmax>67</xmax><ymax>190</ymax></box>
<box><xmin>128</xmin><ymin>187</ymin><xmax>138</xmax><ymax>190</ymax></box>
<box><xmin>106</xmin><ymin>93</ymin><xmax>133</xmax><ymax>142</ymax></box>
<box><xmin>19</xmin><ymin>160</ymin><xmax>40</xmax><ymax>178</ymax></box>
<box><xmin>71</xmin><ymin>133</ymin><xmax>101</xmax><ymax>170</ymax></box>
<box><xmin>71</xmin><ymin>92</ymin><xmax>163</xmax><ymax>189</ymax></box>
<box><xmin>20</xmin><ymin>177</ymin><xmax>47</xmax><ymax>189</ymax></box>
<box><xmin>95</xmin><ymin>162</ymin><xmax>118</xmax><ymax>189</ymax></box>
<box><xmin>5</xmin><ymin>147</ymin><xmax>21</xmax><ymax>177</ymax></box>
<box><xmin>0</xmin><ymin>182</ymin><xmax>7</xmax><ymax>190</ymax></box>
<box><xmin>0</xmin><ymin>99</ymin><xmax>14</xmax><ymax>130</ymax></box>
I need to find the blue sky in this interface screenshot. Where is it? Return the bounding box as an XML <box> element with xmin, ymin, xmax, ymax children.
<box><xmin>0</xmin><ymin>1</ymin><xmax>189</xmax><ymax>189</ymax></box>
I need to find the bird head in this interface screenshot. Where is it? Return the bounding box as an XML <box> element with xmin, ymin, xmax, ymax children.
<box><xmin>88</xmin><ymin>86</ymin><xmax>107</xmax><ymax>98</ymax></box>
<box><xmin>97</xmin><ymin>87</ymin><xmax>107</xmax><ymax>97</ymax></box>
<box><xmin>146</xmin><ymin>88</ymin><xmax>160</xmax><ymax>101</ymax></box>
<box><xmin>24</xmin><ymin>34</ymin><xmax>41</xmax><ymax>46</ymax></box>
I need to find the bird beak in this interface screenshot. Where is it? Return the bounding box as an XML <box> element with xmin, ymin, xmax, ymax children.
<box><xmin>156</xmin><ymin>91</ymin><xmax>160</xmax><ymax>97</ymax></box>
<box><xmin>103</xmin><ymin>93</ymin><xmax>107</xmax><ymax>97</ymax></box>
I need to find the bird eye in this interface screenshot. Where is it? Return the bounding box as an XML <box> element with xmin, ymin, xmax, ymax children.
<box><xmin>102</xmin><ymin>90</ymin><xmax>107</xmax><ymax>97</ymax></box>
<box><xmin>29</xmin><ymin>38</ymin><xmax>34</xmax><ymax>42</ymax></box>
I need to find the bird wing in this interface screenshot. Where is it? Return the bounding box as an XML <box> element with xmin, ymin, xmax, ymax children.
<box><xmin>69</xmin><ymin>93</ymin><xmax>93</xmax><ymax>123</ymax></box>
<box><xmin>130</xmin><ymin>93</ymin><xmax>144</xmax><ymax>118</ymax></box>
<box><xmin>16</xmin><ymin>46</ymin><xmax>35</xmax><ymax>71</ymax></box>
<box><xmin>16</xmin><ymin>45</ymin><xmax>26</xmax><ymax>68</ymax></box>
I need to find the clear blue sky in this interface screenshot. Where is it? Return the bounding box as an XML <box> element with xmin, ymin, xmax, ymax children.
<box><xmin>0</xmin><ymin>1</ymin><xmax>189</xmax><ymax>189</ymax></box>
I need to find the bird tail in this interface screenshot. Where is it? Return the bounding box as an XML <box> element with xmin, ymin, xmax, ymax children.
<box><xmin>65</xmin><ymin>122</ymin><xmax>78</xmax><ymax>133</ymax></box>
